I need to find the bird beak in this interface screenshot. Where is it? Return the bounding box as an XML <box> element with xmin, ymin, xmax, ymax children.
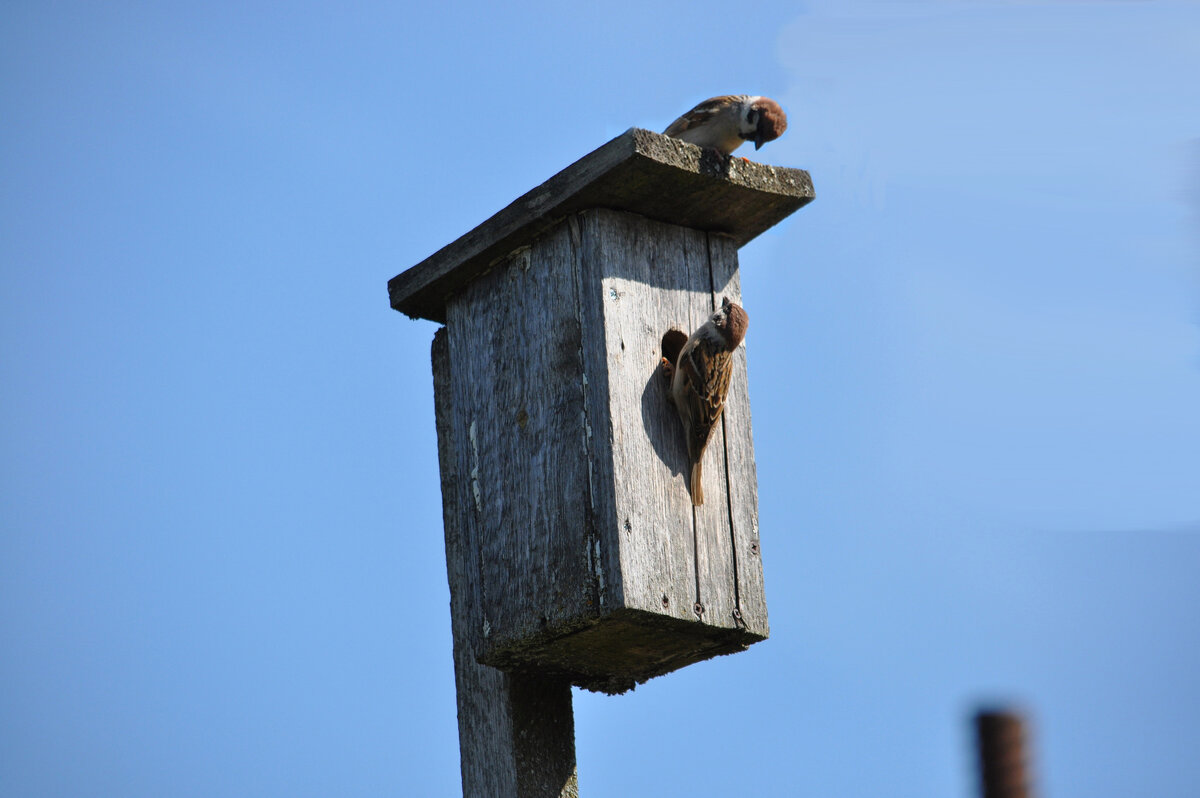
<box><xmin>754</xmin><ymin>137</ymin><xmax>765</xmax><ymax>150</ymax></box>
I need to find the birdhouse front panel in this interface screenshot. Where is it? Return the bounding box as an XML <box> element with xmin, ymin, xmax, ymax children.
<box><xmin>576</xmin><ymin>209</ymin><xmax>767</xmax><ymax>640</ymax></box>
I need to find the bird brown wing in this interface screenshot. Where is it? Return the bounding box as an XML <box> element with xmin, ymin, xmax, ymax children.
<box><xmin>678</xmin><ymin>337</ymin><xmax>733</xmax><ymax>461</ymax></box>
<box><xmin>663</xmin><ymin>95</ymin><xmax>743</xmax><ymax>137</ymax></box>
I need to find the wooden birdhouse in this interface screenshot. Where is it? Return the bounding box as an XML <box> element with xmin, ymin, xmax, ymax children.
<box><xmin>390</xmin><ymin>129</ymin><xmax>813</xmax><ymax>695</ymax></box>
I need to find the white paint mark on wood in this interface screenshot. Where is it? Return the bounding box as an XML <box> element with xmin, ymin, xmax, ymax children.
<box><xmin>590</xmin><ymin>536</ymin><xmax>606</xmax><ymax>602</ymax></box>
<box><xmin>468</xmin><ymin>418</ymin><xmax>482</xmax><ymax>513</ymax></box>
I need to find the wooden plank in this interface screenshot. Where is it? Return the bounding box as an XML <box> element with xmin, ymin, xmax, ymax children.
<box><xmin>431</xmin><ymin>328</ymin><xmax>579</xmax><ymax>798</ymax></box>
<box><xmin>568</xmin><ymin>215</ymin><xmax>622</xmax><ymax>618</ymax></box>
<box><xmin>390</xmin><ymin>128</ymin><xmax>815</xmax><ymax>323</ymax></box>
<box><xmin>508</xmin><ymin>675</ymin><xmax>579</xmax><ymax>798</ymax></box>
<box><xmin>689</xmin><ymin>252</ymin><xmax>739</xmax><ymax>632</ymax></box>
<box><xmin>432</xmin><ymin>327</ymin><xmax>514</xmax><ymax>793</ymax></box>
<box><xmin>575</xmin><ymin>209</ymin><xmax>747</xmax><ymax>633</ymax></box>
<box><xmin>576</xmin><ymin>209</ymin><xmax>702</xmax><ymax>622</ymax></box>
<box><xmin>444</xmin><ymin>226</ymin><xmax>598</xmax><ymax>657</ymax></box>
<box><xmin>708</xmin><ymin>236</ymin><xmax>769</xmax><ymax>637</ymax></box>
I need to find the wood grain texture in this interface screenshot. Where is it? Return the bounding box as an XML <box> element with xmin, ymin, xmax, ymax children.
<box><xmin>708</xmin><ymin>235</ymin><xmax>769</xmax><ymax>637</ymax></box>
<box><xmin>575</xmin><ymin>209</ymin><xmax>704</xmax><ymax>623</ymax></box>
<box><xmin>577</xmin><ymin>209</ymin><xmax>752</xmax><ymax>634</ymax></box>
<box><xmin>389</xmin><ymin>128</ymin><xmax>815</xmax><ymax>322</ymax></box>
<box><xmin>433</xmin><ymin>211</ymin><xmax>766</xmax><ymax>692</ymax></box>
<box><xmin>444</xmin><ymin>229</ymin><xmax>597</xmax><ymax>659</ymax></box>
<box><xmin>432</xmin><ymin>329</ymin><xmax>579</xmax><ymax>798</ymax></box>
<box><xmin>689</xmin><ymin>248</ymin><xmax>738</xmax><ymax>633</ymax></box>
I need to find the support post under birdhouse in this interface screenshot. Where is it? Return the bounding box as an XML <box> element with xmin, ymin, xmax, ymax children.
<box><xmin>390</xmin><ymin>128</ymin><xmax>813</xmax><ymax>797</ymax></box>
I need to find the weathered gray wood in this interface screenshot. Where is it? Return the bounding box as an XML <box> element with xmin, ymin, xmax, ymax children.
<box><xmin>575</xmin><ymin>210</ymin><xmax>704</xmax><ymax>622</ymax></box>
<box><xmin>575</xmin><ymin>210</ymin><xmax>745</xmax><ymax>632</ymax></box>
<box><xmin>508</xmin><ymin>675</ymin><xmax>579</xmax><ymax>798</ymax></box>
<box><xmin>434</xmin><ymin>210</ymin><xmax>766</xmax><ymax>692</ymax></box>
<box><xmin>389</xmin><ymin>128</ymin><xmax>815</xmax><ymax>323</ymax></box>
<box><xmin>444</xmin><ymin>230</ymin><xmax>597</xmax><ymax>660</ymax></box>
<box><xmin>690</xmin><ymin>239</ymin><xmax>740</xmax><ymax>633</ymax></box>
<box><xmin>432</xmin><ymin>328</ymin><xmax>579</xmax><ymax>798</ymax></box>
<box><xmin>708</xmin><ymin>236</ymin><xmax>769</xmax><ymax>637</ymax></box>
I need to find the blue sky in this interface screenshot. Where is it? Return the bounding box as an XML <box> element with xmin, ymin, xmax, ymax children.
<box><xmin>2</xmin><ymin>1</ymin><xmax>1198</xmax><ymax>796</ymax></box>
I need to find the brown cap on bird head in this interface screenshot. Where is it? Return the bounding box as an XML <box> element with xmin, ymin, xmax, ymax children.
<box><xmin>719</xmin><ymin>296</ymin><xmax>749</xmax><ymax>348</ymax></box>
<box><xmin>754</xmin><ymin>98</ymin><xmax>788</xmax><ymax>150</ymax></box>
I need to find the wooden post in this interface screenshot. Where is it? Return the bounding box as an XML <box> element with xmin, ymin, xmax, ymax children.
<box><xmin>974</xmin><ymin>709</ymin><xmax>1034</xmax><ymax>798</ymax></box>
<box><xmin>392</xmin><ymin>128</ymin><xmax>813</xmax><ymax>796</ymax></box>
<box><xmin>433</xmin><ymin>329</ymin><xmax>578</xmax><ymax>797</ymax></box>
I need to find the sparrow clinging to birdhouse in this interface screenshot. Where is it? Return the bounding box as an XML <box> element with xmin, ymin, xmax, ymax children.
<box><xmin>663</xmin><ymin>95</ymin><xmax>788</xmax><ymax>156</ymax></box>
<box><xmin>662</xmin><ymin>297</ymin><xmax>749</xmax><ymax>506</ymax></box>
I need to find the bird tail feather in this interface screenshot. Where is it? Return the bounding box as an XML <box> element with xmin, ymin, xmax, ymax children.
<box><xmin>690</xmin><ymin>461</ymin><xmax>704</xmax><ymax>506</ymax></box>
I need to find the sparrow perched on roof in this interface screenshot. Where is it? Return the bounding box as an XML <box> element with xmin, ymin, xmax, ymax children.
<box><xmin>661</xmin><ymin>297</ymin><xmax>750</xmax><ymax>506</ymax></box>
<box><xmin>663</xmin><ymin>95</ymin><xmax>788</xmax><ymax>155</ymax></box>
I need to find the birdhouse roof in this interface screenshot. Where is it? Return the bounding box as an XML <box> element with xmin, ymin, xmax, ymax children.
<box><xmin>387</xmin><ymin>127</ymin><xmax>815</xmax><ymax>323</ymax></box>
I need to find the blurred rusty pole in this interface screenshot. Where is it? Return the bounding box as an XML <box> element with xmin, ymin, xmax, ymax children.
<box><xmin>974</xmin><ymin>709</ymin><xmax>1033</xmax><ymax>798</ymax></box>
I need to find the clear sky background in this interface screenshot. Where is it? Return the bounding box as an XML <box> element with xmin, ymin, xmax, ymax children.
<box><xmin>3</xmin><ymin>1</ymin><xmax>1198</xmax><ymax>796</ymax></box>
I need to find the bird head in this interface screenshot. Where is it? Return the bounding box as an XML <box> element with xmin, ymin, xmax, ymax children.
<box><xmin>712</xmin><ymin>296</ymin><xmax>749</xmax><ymax>348</ymax></box>
<box><xmin>741</xmin><ymin>97</ymin><xmax>788</xmax><ymax>150</ymax></box>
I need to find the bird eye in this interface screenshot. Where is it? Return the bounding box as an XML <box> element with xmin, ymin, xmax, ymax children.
<box><xmin>747</xmin><ymin>110</ymin><xmax>759</xmax><ymax>123</ymax></box>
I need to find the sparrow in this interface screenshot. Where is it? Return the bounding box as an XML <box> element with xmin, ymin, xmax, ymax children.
<box><xmin>661</xmin><ymin>297</ymin><xmax>749</xmax><ymax>506</ymax></box>
<box><xmin>663</xmin><ymin>95</ymin><xmax>788</xmax><ymax>156</ymax></box>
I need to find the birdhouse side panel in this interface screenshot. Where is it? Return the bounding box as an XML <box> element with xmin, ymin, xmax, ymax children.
<box><xmin>444</xmin><ymin>229</ymin><xmax>599</xmax><ymax>656</ymax></box>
